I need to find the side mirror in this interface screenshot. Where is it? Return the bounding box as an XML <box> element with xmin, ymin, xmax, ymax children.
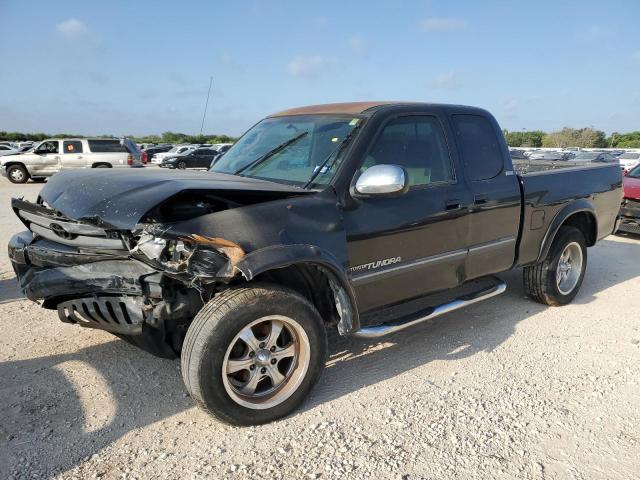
<box><xmin>354</xmin><ymin>164</ymin><xmax>409</xmax><ymax>197</ymax></box>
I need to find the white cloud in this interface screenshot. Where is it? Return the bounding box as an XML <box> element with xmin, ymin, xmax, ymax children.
<box><xmin>287</xmin><ymin>55</ymin><xmax>325</xmax><ymax>78</ymax></box>
<box><xmin>418</xmin><ymin>18</ymin><xmax>467</xmax><ymax>33</ymax></box>
<box><xmin>56</xmin><ymin>18</ymin><xmax>88</xmax><ymax>39</ymax></box>
<box><xmin>349</xmin><ymin>35</ymin><xmax>368</xmax><ymax>56</ymax></box>
<box><xmin>431</xmin><ymin>71</ymin><xmax>462</xmax><ymax>90</ymax></box>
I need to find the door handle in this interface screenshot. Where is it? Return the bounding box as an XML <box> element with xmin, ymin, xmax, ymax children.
<box><xmin>445</xmin><ymin>199</ymin><xmax>467</xmax><ymax>211</ymax></box>
<box><xmin>474</xmin><ymin>194</ymin><xmax>488</xmax><ymax>205</ymax></box>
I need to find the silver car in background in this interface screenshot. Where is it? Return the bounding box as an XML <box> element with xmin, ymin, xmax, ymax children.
<box><xmin>0</xmin><ymin>138</ymin><xmax>142</xmax><ymax>183</ymax></box>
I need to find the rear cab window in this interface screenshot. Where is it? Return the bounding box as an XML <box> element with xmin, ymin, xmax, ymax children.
<box><xmin>451</xmin><ymin>114</ymin><xmax>504</xmax><ymax>181</ymax></box>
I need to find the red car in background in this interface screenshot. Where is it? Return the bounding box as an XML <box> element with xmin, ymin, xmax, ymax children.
<box><xmin>618</xmin><ymin>164</ymin><xmax>640</xmax><ymax>235</ymax></box>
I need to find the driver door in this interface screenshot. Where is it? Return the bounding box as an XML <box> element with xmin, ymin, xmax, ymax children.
<box><xmin>343</xmin><ymin>114</ymin><xmax>471</xmax><ymax>313</ymax></box>
<box><xmin>32</xmin><ymin>140</ymin><xmax>61</xmax><ymax>175</ymax></box>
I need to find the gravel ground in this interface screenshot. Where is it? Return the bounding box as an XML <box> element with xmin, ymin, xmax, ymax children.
<box><xmin>0</xmin><ymin>180</ymin><xmax>639</xmax><ymax>480</ymax></box>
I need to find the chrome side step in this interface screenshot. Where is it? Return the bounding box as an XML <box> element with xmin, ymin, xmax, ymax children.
<box><xmin>352</xmin><ymin>279</ymin><xmax>507</xmax><ymax>339</ymax></box>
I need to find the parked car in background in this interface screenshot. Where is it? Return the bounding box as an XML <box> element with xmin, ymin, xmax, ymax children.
<box><xmin>0</xmin><ymin>145</ymin><xmax>18</xmax><ymax>156</ymax></box>
<box><xmin>509</xmin><ymin>149</ymin><xmax>527</xmax><ymax>160</ymax></box>
<box><xmin>569</xmin><ymin>151</ymin><xmax>619</xmax><ymax>164</ymax></box>
<box><xmin>618</xmin><ymin>164</ymin><xmax>640</xmax><ymax>235</ymax></box>
<box><xmin>140</xmin><ymin>144</ymin><xmax>171</xmax><ymax>164</ymax></box>
<box><xmin>152</xmin><ymin>145</ymin><xmax>196</xmax><ymax>164</ymax></box>
<box><xmin>160</xmin><ymin>147</ymin><xmax>219</xmax><ymax>169</ymax></box>
<box><xmin>617</xmin><ymin>152</ymin><xmax>640</xmax><ymax>172</ymax></box>
<box><xmin>0</xmin><ymin>137</ymin><xmax>143</xmax><ymax>183</ymax></box>
<box><xmin>528</xmin><ymin>151</ymin><xmax>573</xmax><ymax>161</ymax></box>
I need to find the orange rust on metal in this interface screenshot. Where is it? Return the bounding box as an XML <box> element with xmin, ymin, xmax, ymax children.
<box><xmin>269</xmin><ymin>101</ymin><xmax>403</xmax><ymax>117</ymax></box>
<box><xmin>187</xmin><ymin>234</ymin><xmax>245</xmax><ymax>266</ymax></box>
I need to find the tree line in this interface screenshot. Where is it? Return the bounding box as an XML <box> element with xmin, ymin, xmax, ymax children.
<box><xmin>2</xmin><ymin>128</ymin><xmax>639</xmax><ymax>149</ymax></box>
<box><xmin>0</xmin><ymin>131</ymin><xmax>237</xmax><ymax>145</ymax></box>
<box><xmin>503</xmin><ymin>128</ymin><xmax>640</xmax><ymax>149</ymax></box>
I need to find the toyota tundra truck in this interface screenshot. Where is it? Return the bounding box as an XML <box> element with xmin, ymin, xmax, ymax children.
<box><xmin>7</xmin><ymin>102</ymin><xmax>622</xmax><ymax>425</ymax></box>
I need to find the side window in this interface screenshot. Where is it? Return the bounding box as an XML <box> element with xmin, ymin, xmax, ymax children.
<box><xmin>63</xmin><ymin>141</ymin><xmax>83</xmax><ymax>154</ymax></box>
<box><xmin>451</xmin><ymin>114</ymin><xmax>504</xmax><ymax>181</ymax></box>
<box><xmin>364</xmin><ymin>116</ymin><xmax>453</xmax><ymax>187</ymax></box>
<box><xmin>87</xmin><ymin>140</ymin><xmax>127</xmax><ymax>153</ymax></box>
<box><xmin>37</xmin><ymin>141</ymin><xmax>58</xmax><ymax>154</ymax></box>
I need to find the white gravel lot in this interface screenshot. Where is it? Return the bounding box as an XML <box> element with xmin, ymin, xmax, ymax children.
<box><xmin>0</xmin><ymin>179</ymin><xmax>639</xmax><ymax>480</ymax></box>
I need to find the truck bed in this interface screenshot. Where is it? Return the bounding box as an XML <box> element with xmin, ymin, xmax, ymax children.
<box><xmin>515</xmin><ymin>161</ymin><xmax>622</xmax><ymax>266</ymax></box>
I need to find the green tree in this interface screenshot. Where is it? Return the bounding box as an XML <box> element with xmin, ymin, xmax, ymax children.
<box><xmin>610</xmin><ymin>131</ymin><xmax>640</xmax><ymax>148</ymax></box>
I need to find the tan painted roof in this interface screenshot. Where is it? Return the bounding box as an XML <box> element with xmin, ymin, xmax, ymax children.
<box><xmin>269</xmin><ymin>101</ymin><xmax>403</xmax><ymax>117</ymax></box>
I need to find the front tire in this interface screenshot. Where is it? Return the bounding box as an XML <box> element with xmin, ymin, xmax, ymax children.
<box><xmin>6</xmin><ymin>165</ymin><xmax>29</xmax><ymax>183</ymax></box>
<box><xmin>177</xmin><ymin>161</ymin><xmax>187</xmax><ymax>169</ymax></box>
<box><xmin>523</xmin><ymin>226</ymin><xmax>587</xmax><ymax>306</ymax></box>
<box><xmin>181</xmin><ymin>284</ymin><xmax>327</xmax><ymax>426</ymax></box>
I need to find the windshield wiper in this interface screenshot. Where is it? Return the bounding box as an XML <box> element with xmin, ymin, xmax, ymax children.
<box><xmin>302</xmin><ymin>124</ymin><xmax>361</xmax><ymax>189</ymax></box>
<box><xmin>234</xmin><ymin>131</ymin><xmax>308</xmax><ymax>176</ymax></box>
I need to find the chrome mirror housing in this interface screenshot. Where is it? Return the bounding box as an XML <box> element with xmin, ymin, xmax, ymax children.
<box><xmin>354</xmin><ymin>164</ymin><xmax>408</xmax><ymax>196</ymax></box>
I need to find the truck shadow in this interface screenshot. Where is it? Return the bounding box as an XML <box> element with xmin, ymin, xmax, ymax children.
<box><xmin>0</xmin><ymin>238</ymin><xmax>637</xmax><ymax>477</ymax></box>
<box><xmin>0</xmin><ymin>278</ymin><xmax>23</xmax><ymax>304</ymax></box>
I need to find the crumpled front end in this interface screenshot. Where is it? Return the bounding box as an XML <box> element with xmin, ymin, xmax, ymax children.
<box><xmin>7</xmin><ymin>198</ymin><xmax>242</xmax><ymax>358</ymax></box>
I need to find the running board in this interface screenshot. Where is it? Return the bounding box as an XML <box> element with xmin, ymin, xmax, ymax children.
<box><xmin>351</xmin><ymin>279</ymin><xmax>507</xmax><ymax>339</ymax></box>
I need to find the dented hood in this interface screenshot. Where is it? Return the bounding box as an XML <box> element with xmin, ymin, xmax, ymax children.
<box><xmin>39</xmin><ymin>169</ymin><xmax>306</xmax><ymax>229</ymax></box>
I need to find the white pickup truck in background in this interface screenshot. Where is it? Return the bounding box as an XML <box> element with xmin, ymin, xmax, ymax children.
<box><xmin>0</xmin><ymin>137</ymin><xmax>143</xmax><ymax>183</ymax></box>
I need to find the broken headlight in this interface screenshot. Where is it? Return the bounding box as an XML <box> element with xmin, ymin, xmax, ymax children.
<box><xmin>133</xmin><ymin>233</ymin><xmax>229</xmax><ymax>277</ymax></box>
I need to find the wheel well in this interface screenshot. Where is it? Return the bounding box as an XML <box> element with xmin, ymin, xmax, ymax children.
<box><xmin>4</xmin><ymin>161</ymin><xmax>26</xmax><ymax>170</ymax></box>
<box><xmin>92</xmin><ymin>162</ymin><xmax>112</xmax><ymax>168</ymax></box>
<box><xmin>252</xmin><ymin>263</ymin><xmax>341</xmax><ymax>327</ymax></box>
<box><xmin>562</xmin><ymin>211</ymin><xmax>597</xmax><ymax>246</ymax></box>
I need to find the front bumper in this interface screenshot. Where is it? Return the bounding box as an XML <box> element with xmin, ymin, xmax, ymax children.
<box><xmin>617</xmin><ymin>200</ymin><xmax>640</xmax><ymax>235</ymax></box>
<box><xmin>8</xmin><ymin>230</ymin><xmax>159</xmax><ymax>335</ymax></box>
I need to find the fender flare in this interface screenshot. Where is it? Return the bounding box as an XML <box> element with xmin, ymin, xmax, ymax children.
<box><xmin>234</xmin><ymin>244</ymin><xmax>360</xmax><ymax>334</ymax></box>
<box><xmin>537</xmin><ymin>199</ymin><xmax>597</xmax><ymax>263</ymax></box>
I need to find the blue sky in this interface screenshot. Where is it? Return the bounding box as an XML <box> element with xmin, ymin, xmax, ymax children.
<box><xmin>1</xmin><ymin>0</ymin><xmax>639</xmax><ymax>136</ymax></box>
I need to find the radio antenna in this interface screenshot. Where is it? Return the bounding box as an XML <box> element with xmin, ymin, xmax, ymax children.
<box><xmin>199</xmin><ymin>76</ymin><xmax>213</xmax><ymax>136</ymax></box>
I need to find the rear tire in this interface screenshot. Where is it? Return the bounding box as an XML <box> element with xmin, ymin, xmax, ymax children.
<box><xmin>177</xmin><ymin>161</ymin><xmax>187</xmax><ymax>170</ymax></box>
<box><xmin>523</xmin><ymin>226</ymin><xmax>587</xmax><ymax>306</ymax></box>
<box><xmin>181</xmin><ymin>284</ymin><xmax>327</xmax><ymax>426</ymax></box>
<box><xmin>93</xmin><ymin>163</ymin><xmax>111</xmax><ymax>168</ymax></box>
<box><xmin>6</xmin><ymin>165</ymin><xmax>29</xmax><ymax>184</ymax></box>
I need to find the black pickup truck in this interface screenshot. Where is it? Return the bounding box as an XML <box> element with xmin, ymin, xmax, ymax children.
<box><xmin>8</xmin><ymin>102</ymin><xmax>622</xmax><ymax>425</ymax></box>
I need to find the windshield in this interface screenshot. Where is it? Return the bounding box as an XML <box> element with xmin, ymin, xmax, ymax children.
<box><xmin>210</xmin><ymin>115</ymin><xmax>362</xmax><ymax>187</ymax></box>
<box><xmin>620</xmin><ymin>152</ymin><xmax>640</xmax><ymax>160</ymax></box>
<box><xmin>628</xmin><ymin>165</ymin><xmax>640</xmax><ymax>178</ymax></box>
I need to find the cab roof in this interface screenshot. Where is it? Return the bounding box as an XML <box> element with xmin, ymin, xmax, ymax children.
<box><xmin>269</xmin><ymin>101</ymin><xmax>405</xmax><ymax>117</ymax></box>
<box><xmin>269</xmin><ymin>101</ymin><xmax>481</xmax><ymax>117</ymax></box>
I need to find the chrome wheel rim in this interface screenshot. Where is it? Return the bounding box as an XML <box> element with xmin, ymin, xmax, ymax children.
<box><xmin>222</xmin><ymin>315</ymin><xmax>310</xmax><ymax>410</ymax></box>
<box><xmin>556</xmin><ymin>242</ymin><xmax>583</xmax><ymax>295</ymax></box>
<box><xmin>10</xmin><ymin>169</ymin><xmax>24</xmax><ymax>181</ymax></box>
